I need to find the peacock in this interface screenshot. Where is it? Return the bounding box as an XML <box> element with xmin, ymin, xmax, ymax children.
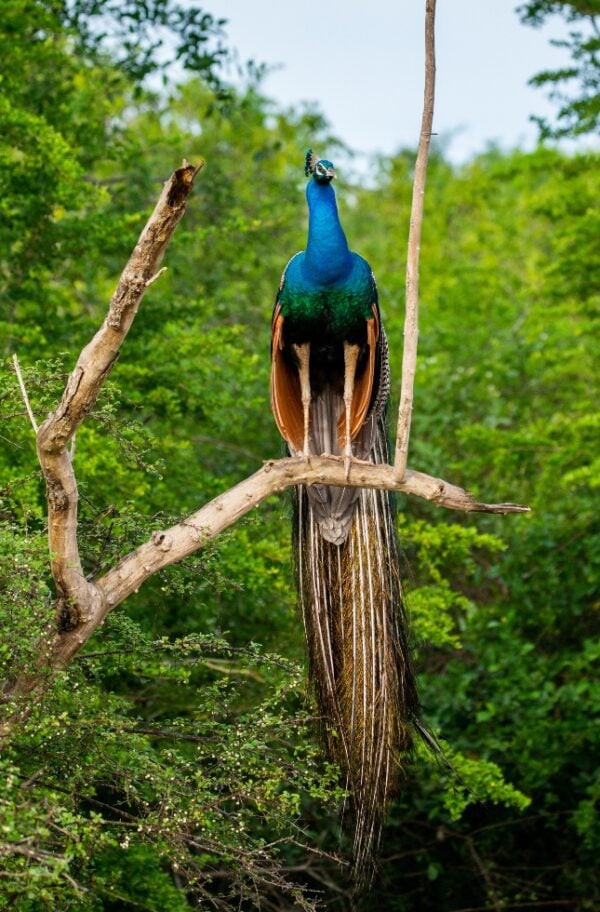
<box><xmin>270</xmin><ymin>150</ymin><xmax>420</xmax><ymax>883</ymax></box>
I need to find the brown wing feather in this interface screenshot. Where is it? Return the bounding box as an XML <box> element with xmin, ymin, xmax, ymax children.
<box><xmin>271</xmin><ymin>307</ymin><xmax>304</xmax><ymax>452</ymax></box>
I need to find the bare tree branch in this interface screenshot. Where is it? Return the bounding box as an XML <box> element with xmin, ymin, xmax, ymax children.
<box><xmin>95</xmin><ymin>456</ymin><xmax>527</xmax><ymax>621</ymax></box>
<box><xmin>34</xmin><ymin>160</ymin><xmax>203</xmax><ymax>639</ymax></box>
<box><xmin>7</xmin><ymin>453</ymin><xmax>528</xmax><ymax>693</ymax></box>
<box><xmin>394</xmin><ymin>0</ymin><xmax>437</xmax><ymax>479</ymax></box>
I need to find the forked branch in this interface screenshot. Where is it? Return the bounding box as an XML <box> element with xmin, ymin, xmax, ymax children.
<box><xmin>95</xmin><ymin>458</ymin><xmax>527</xmax><ymax>617</ymax></box>
<box><xmin>33</xmin><ymin>161</ymin><xmax>203</xmax><ymax>642</ymax></box>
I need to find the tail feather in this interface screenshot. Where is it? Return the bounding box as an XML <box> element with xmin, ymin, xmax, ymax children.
<box><xmin>293</xmin><ymin>415</ymin><xmax>418</xmax><ymax>885</ymax></box>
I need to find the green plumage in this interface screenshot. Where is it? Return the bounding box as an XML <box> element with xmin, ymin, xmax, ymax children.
<box><xmin>279</xmin><ymin>282</ymin><xmax>375</xmax><ymax>344</ymax></box>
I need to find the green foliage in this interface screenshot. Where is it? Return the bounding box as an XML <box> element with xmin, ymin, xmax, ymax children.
<box><xmin>400</xmin><ymin>517</ymin><xmax>505</xmax><ymax>650</ymax></box>
<box><xmin>418</xmin><ymin>742</ymin><xmax>532</xmax><ymax>821</ymax></box>
<box><xmin>517</xmin><ymin>0</ymin><xmax>600</xmax><ymax>137</ymax></box>
<box><xmin>61</xmin><ymin>0</ymin><xmax>230</xmax><ymax>83</ymax></box>
<box><xmin>1</xmin><ymin>2</ymin><xmax>598</xmax><ymax>909</ymax></box>
<box><xmin>1</xmin><ymin>636</ymin><xmax>337</xmax><ymax>910</ymax></box>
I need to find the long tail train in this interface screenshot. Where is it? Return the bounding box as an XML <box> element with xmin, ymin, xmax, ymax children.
<box><xmin>270</xmin><ymin>149</ymin><xmax>422</xmax><ymax>886</ymax></box>
<box><xmin>293</xmin><ymin>413</ymin><xmax>419</xmax><ymax>885</ymax></box>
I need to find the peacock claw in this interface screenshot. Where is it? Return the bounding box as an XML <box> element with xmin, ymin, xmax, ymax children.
<box><xmin>344</xmin><ymin>454</ymin><xmax>352</xmax><ymax>481</ymax></box>
<box><xmin>342</xmin><ymin>342</ymin><xmax>360</xmax><ymax>484</ymax></box>
<box><xmin>343</xmin><ymin>443</ymin><xmax>354</xmax><ymax>480</ymax></box>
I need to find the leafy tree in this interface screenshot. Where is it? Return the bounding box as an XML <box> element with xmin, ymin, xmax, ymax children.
<box><xmin>60</xmin><ymin>0</ymin><xmax>230</xmax><ymax>83</ymax></box>
<box><xmin>517</xmin><ymin>0</ymin><xmax>600</xmax><ymax>137</ymax></box>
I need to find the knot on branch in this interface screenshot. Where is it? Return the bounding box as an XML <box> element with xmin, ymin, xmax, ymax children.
<box><xmin>45</xmin><ymin>474</ymin><xmax>69</xmax><ymax>512</ymax></box>
<box><xmin>151</xmin><ymin>530</ymin><xmax>173</xmax><ymax>552</ymax></box>
<box><xmin>107</xmin><ymin>278</ymin><xmax>146</xmax><ymax>329</ymax></box>
<box><xmin>56</xmin><ymin>597</ymin><xmax>81</xmax><ymax>632</ymax></box>
<box><xmin>167</xmin><ymin>161</ymin><xmax>203</xmax><ymax>206</ymax></box>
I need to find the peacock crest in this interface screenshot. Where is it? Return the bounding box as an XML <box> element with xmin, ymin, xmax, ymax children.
<box><xmin>304</xmin><ymin>148</ymin><xmax>320</xmax><ymax>177</ymax></box>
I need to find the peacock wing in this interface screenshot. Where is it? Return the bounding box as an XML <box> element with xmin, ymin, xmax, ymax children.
<box><xmin>270</xmin><ymin>255</ymin><xmax>304</xmax><ymax>453</ymax></box>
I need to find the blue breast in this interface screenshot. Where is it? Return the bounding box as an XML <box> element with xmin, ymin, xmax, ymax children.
<box><xmin>278</xmin><ymin>178</ymin><xmax>376</xmax><ymax>342</ymax></box>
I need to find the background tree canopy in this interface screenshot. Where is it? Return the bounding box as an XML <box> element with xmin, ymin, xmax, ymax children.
<box><xmin>517</xmin><ymin>0</ymin><xmax>600</xmax><ymax>137</ymax></box>
<box><xmin>0</xmin><ymin>1</ymin><xmax>598</xmax><ymax>909</ymax></box>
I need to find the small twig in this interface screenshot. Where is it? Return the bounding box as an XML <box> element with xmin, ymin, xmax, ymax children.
<box><xmin>394</xmin><ymin>0</ymin><xmax>436</xmax><ymax>479</ymax></box>
<box><xmin>11</xmin><ymin>354</ymin><xmax>39</xmax><ymax>434</ymax></box>
<box><xmin>145</xmin><ymin>266</ymin><xmax>167</xmax><ymax>287</ymax></box>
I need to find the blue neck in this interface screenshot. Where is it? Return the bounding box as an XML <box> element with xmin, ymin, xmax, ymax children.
<box><xmin>304</xmin><ymin>180</ymin><xmax>352</xmax><ymax>283</ymax></box>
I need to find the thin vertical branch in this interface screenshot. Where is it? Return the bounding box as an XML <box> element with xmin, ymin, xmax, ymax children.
<box><xmin>12</xmin><ymin>354</ymin><xmax>39</xmax><ymax>433</ymax></box>
<box><xmin>394</xmin><ymin>0</ymin><xmax>437</xmax><ymax>479</ymax></box>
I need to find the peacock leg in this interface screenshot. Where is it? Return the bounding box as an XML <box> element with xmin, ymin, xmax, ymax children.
<box><xmin>291</xmin><ymin>342</ymin><xmax>311</xmax><ymax>461</ymax></box>
<box><xmin>343</xmin><ymin>342</ymin><xmax>361</xmax><ymax>479</ymax></box>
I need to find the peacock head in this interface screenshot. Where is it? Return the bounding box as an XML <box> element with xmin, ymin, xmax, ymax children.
<box><xmin>305</xmin><ymin>149</ymin><xmax>336</xmax><ymax>184</ymax></box>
